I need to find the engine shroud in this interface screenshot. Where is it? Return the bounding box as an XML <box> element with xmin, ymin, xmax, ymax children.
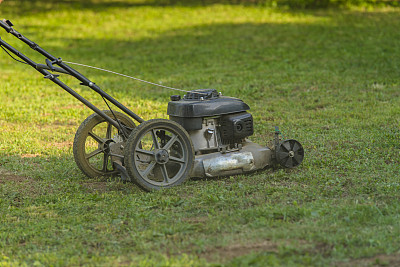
<box><xmin>168</xmin><ymin>89</ymin><xmax>254</xmax><ymax>151</ymax></box>
<box><xmin>167</xmin><ymin>89</ymin><xmax>250</xmax><ymax>131</ymax></box>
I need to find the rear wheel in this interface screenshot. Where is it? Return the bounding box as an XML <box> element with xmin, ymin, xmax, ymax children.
<box><xmin>124</xmin><ymin>119</ymin><xmax>194</xmax><ymax>191</ymax></box>
<box><xmin>73</xmin><ymin>110</ymin><xmax>135</xmax><ymax>178</ymax></box>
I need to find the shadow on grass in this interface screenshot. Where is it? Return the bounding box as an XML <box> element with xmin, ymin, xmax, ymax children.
<box><xmin>8</xmin><ymin>0</ymin><xmax>400</xmax><ymax>15</ymax></box>
<box><xmin>2</xmin><ymin>0</ymin><xmax>280</xmax><ymax>16</ymax></box>
<box><xmin>10</xmin><ymin>10</ymin><xmax>399</xmax><ymax>102</ymax></box>
<box><xmin>0</xmin><ymin>0</ymin><xmax>317</xmax><ymax>16</ymax></box>
<box><xmin>0</xmin><ymin>154</ymin><xmax>142</xmax><ymax>195</ymax></box>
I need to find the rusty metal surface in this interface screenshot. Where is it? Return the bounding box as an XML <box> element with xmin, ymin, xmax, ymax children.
<box><xmin>202</xmin><ymin>151</ymin><xmax>255</xmax><ymax>177</ymax></box>
<box><xmin>190</xmin><ymin>140</ymin><xmax>273</xmax><ymax>178</ymax></box>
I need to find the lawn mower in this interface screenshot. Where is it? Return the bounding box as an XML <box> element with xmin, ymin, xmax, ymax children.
<box><xmin>0</xmin><ymin>19</ymin><xmax>304</xmax><ymax>191</ymax></box>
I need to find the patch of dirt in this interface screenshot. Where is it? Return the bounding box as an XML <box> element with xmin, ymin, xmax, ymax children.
<box><xmin>182</xmin><ymin>216</ymin><xmax>209</xmax><ymax>224</ymax></box>
<box><xmin>52</xmin><ymin>119</ymin><xmax>77</xmax><ymax>127</ymax></box>
<box><xmin>0</xmin><ymin>169</ymin><xmax>40</xmax><ymax>197</ymax></box>
<box><xmin>182</xmin><ymin>239</ymin><xmax>315</xmax><ymax>263</ymax></box>
<box><xmin>336</xmin><ymin>254</ymin><xmax>400</xmax><ymax>267</ymax></box>
<box><xmin>46</xmin><ymin>141</ymin><xmax>73</xmax><ymax>149</ymax></box>
<box><xmin>34</xmin><ymin>120</ymin><xmax>77</xmax><ymax>131</ymax></box>
<box><xmin>384</xmin><ymin>159</ymin><xmax>400</xmax><ymax>165</ymax></box>
<box><xmin>81</xmin><ymin>181</ymin><xmax>109</xmax><ymax>192</ymax></box>
<box><xmin>20</xmin><ymin>154</ymin><xmax>41</xmax><ymax>158</ymax></box>
<box><xmin>80</xmin><ymin>178</ymin><xmax>137</xmax><ymax>193</ymax></box>
<box><xmin>310</xmin><ymin>242</ymin><xmax>334</xmax><ymax>257</ymax></box>
<box><xmin>0</xmin><ymin>169</ymin><xmax>32</xmax><ymax>183</ymax></box>
<box><xmin>200</xmin><ymin>240</ymin><xmax>279</xmax><ymax>262</ymax></box>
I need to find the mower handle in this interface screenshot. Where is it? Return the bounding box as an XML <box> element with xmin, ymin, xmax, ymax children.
<box><xmin>0</xmin><ymin>19</ymin><xmax>145</xmax><ymax>124</ymax></box>
<box><xmin>0</xmin><ymin>19</ymin><xmax>13</xmax><ymax>33</ymax></box>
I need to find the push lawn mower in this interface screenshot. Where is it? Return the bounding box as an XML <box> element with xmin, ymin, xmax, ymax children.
<box><xmin>0</xmin><ymin>20</ymin><xmax>304</xmax><ymax>191</ymax></box>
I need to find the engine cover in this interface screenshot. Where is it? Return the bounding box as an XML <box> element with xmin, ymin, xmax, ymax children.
<box><xmin>168</xmin><ymin>89</ymin><xmax>250</xmax><ymax>131</ymax></box>
<box><xmin>219</xmin><ymin>112</ymin><xmax>253</xmax><ymax>144</ymax></box>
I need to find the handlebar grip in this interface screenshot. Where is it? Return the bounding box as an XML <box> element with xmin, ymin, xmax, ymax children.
<box><xmin>0</xmin><ymin>19</ymin><xmax>13</xmax><ymax>32</ymax></box>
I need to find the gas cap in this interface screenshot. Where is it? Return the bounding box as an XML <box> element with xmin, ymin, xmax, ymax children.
<box><xmin>170</xmin><ymin>95</ymin><xmax>181</xmax><ymax>101</ymax></box>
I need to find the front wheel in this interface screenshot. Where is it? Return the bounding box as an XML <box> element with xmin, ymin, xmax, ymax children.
<box><xmin>124</xmin><ymin>119</ymin><xmax>195</xmax><ymax>191</ymax></box>
<box><xmin>276</xmin><ymin>139</ymin><xmax>304</xmax><ymax>168</ymax></box>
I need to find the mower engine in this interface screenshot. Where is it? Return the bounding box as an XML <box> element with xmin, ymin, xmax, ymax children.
<box><xmin>167</xmin><ymin>89</ymin><xmax>304</xmax><ymax>178</ymax></box>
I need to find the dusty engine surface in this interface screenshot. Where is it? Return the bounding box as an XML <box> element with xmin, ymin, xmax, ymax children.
<box><xmin>168</xmin><ymin>89</ymin><xmax>254</xmax><ymax>153</ymax></box>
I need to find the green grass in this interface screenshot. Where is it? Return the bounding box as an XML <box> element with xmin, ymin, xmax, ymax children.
<box><xmin>1</xmin><ymin>0</ymin><xmax>400</xmax><ymax>266</ymax></box>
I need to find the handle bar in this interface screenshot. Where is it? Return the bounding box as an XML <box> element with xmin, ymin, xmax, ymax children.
<box><xmin>0</xmin><ymin>19</ymin><xmax>144</xmax><ymax>124</ymax></box>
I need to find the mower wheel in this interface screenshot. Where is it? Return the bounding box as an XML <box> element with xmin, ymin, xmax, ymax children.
<box><xmin>73</xmin><ymin>110</ymin><xmax>135</xmax><ymax>178</ymax></box>
<box><xmin>124</xmin><ymin>119</ymin><xmax>194</xmax><ymax>191</ymax></box>
<box><xmin>276</xmin><ymin>139</ymin><xmax>304</xmax><ymax>168</ymax></box>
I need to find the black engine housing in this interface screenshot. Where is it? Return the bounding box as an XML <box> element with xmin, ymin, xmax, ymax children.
<box><xmin>167</xmin><ymin>89</ymin><xmax>254</xmax><ymax>147</ymax></box>
<box><xmin>219</xmin><ymin>112</ymin><xmax>253</xmax><ymax>144</ymax></box>
<box><xmin>167</xmin><ymin>89</ymin><xmax>251</xmax><ymax>131</ymax></box>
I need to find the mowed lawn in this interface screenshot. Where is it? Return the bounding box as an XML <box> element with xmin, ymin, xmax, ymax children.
<box><xmin>0</xmin><ymin>1</ymin><xmax>400</xmax><ymax>266</ymax></box>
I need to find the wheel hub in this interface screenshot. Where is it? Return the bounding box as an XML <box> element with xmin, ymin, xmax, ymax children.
<box><xmin>100</xmin><ymin>139</ymin><xmax>114</xmax><ymax>153</ymax></box>
<box><xmin>155</xmin><ymin>149</ymin><xmax>169</xmax><ymax>164</ymax></box>
<box><xmin>288</xmin><ymin>151</ymin><xmax>295</xmax><ymax>158</ymax></box>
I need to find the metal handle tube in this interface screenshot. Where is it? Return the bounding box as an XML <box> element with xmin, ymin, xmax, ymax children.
<box><xmin>0</xmin><ymin>37</ymin><xmax>121</xmax><ymax>129</ymax></box>
<box><xmin>0</xmin><ymin>20</ymin><xmax>12</xmax><ymax>33</ymax></box>
<box><xmin>0</xmin><ymin>19</ymin><xmax>144</xmax><ymax>124</ymax></box>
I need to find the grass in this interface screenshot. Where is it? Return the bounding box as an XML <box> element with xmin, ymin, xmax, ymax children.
<box><xmin>1</xmin><ymin>0</ymin><xmax>400</xmax><ymax>266</ymax></box>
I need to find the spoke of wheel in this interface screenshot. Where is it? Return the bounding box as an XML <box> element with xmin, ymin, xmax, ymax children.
<box><xmin>292</xmin><ymin>142</ymin><xmax>301</xmax><ymax>153</ymax></box>
<box><xmin>151</xmin><ymin>129</ymin><xmax>160</xmax><ymax>149</ymax></box>
<box><xmin>169</xmin><ymin>156</ymin><xmax>185</xmax><ymax>164</ymax></box>
<box><xmin>285</xmin><ymin>157</ymin><xmax>293</xmax><ymax>168</ymax></box>
<box><xmin>106</xmin><ymin>123</ymin><xmax>112</xmax><ymax>139</ymax></box>
<box><xmin>136</xmin><ymin>148</ymin><xmax>155</xmax><ymax>156</ymax></box>
<box><xmin>282</xmin><ymin>141</ymin><xmax>291</xmax><ymax>152</ymax></box>
<box><xmin>293</xmin><ymin>154</ymin><xmax>303</xmax><ymax>164</ymax></box>
<box><xmin>277</xmin><ymin>151</ymin><xmax>289</xmax><ymax>161</ymax></box>
<box><xmin>289</xmin><ymin>140</ymin><xmax>295</xmax><ymax>151</ymax></box>
<box><xmin>102</xmin><ymin>153</ymin><xmax>110</xmax><ymax>172</ymax></box>
<box><xmin>160</xmin><ymin>164</ymin><xmax>169</xmax><ymax>184</ymax></box>
<box><xmin>292</xmin><ymin>155</ymin><xmax>299</xmax><ymax>165</ymax></box>
<box><xmin>85</xmin><ymin>148</ymin><xmax>103</xmax><ymax>159</ymax></box>
<box><xmin>163</xmin><ymin>134</ymin><xmax>178</xmax><ymax>150</ymax></box>
<box><xmin>88</xmin><ymin>131</ymin><xmax>105</xmax><ymax>144</ymax></box>
<box><xmin>140</xmin><ymin>161</ymin><xmax>156</xmax><ymax>178</ymax></box>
